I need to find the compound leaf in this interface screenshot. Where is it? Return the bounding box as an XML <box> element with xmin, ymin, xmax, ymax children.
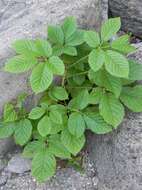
<box><xmin>50</xmin><ymin>87</ymin><xmax>68</xmax><ymax>100</ymax></box>
<box><xmin>84</xmin><ymin>31</ymin><xmax>100</xmax><ymax>48</ymax></box>
<box><xmin>48</xmin><ymin>56</ymin><xmax>65</xmax><ymax>75</ymax></box>
<box><xmin>37</xmin><ymin>116</ymin><xmax>52</xmax><ymax>137</ymax></box>
<box><xmin>48</xmin><ymin>25</ymin><xmax>64</xmax><ymax>45</ymax></box>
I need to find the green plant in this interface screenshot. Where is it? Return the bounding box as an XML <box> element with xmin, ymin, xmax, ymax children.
<box><xmin>1</xmin><ymin>16</ymin><xmax>142</xmax><ymax>182</ymax></box>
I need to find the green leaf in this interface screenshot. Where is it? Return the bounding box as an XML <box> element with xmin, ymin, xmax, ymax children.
<box><xmin>35</xmin><ymin>39</ymin><xmax>52</xmax><ymax>57</ymax></box>
<box><xmin>32</xmin><ymin>149</ymin><xmax>56</xmax><ymax>182</ymax></box>
<box><xmin>12</xmin><ymin>39</ymin><xmax>37</xmax><ymax>56</ymax></box>
<box><xmin>62</xmin><ymin>16</ymin><xmax>77</xmax><ymax>40</ymax></box>
<box><xmin>84</xmin><ymin>31</ymin><xmax>100</xmax><ymax>48</ymax></box>
<box><xmin>68</xmin><ymin>89</ymin><xmax>89</xmax><ymax>110</ymax></box>
<box><xmin>52</xmin><ymin>45</ymin><xmax>64</xmax><ymax>56</ymax></box>
<box><xmin>4</xmin><ymin>55</ymin><xmax>37</xmax><ymax>73</ymax></box>
<box><xmin>37</xmin><ymin>116</ymin><xmax>52</xmax><ymax>137</ymax></box>
<box><xmin>120</xmin><ymin>85</ymin><xmax>142</xmax><ymax>112</ymax></box>
<box><xmin>84</xmin><ymin>112</ymin><xmax>112</xmax><ymax>134</ymax></box>
<box><xmin>88</xmin><ymin>49</ymin><xmax>104</xmax><ymax>72</ymax></box>
<box><xmin>49</xmin><ymin>110</ymin><xmax>62</xmax><ymax>124</ymax></box>
<box><xmin>89</xmin><ymin>87</ymin><xmax>103</xmax><ymax>104</ymax></box>
<box><xmin>30</xmin><ymin>63</ymin><xmax>53</xmax><ymax>93</ymax></box>
<box><xmin>61</xmin><ymin>129</ymin><xmax>85</xmax><ymax>156</ymax></box>
<box><xmin>23</xmin><ymin>141</ymin><xmax>46</xmax><ymax>158</ymax></box>
<box><xmin>129</xmin><ymin>60</ymin><xmax>142</xmax><ymax>80</ymax></box>
<box><xmin>0</xmin><ymin>122</ymin><xmax>15</xmax><ymax>139</ymax></box>
<box><xmin>111</xmin><ymin>35</ymin><xmax>136</xmax><ymax>54</ymax></box>
<box><xmin>29</xmin><ymin>107</ymin><xmax>45</xmax><ymax>120</ymax></box>
<box><xmin>50</xmin><ymin>87</ymin><xmax>68</xmax><ymax>100</ymax></box>
<box><xmin>48</xmin><ymin>134</ymin><xmax>71</xmax><ymax>159</ymax></box>
<box><xmin>17</xmin><ymin>93</ymin><xmax>28</xmax><ymax>108</ymax></box>
<box><xmin>48</xmin><ymin>25</ymin><xmax>64</xmax><ymax>45</ymax></box>
<box><xmin>89</xmin><ymin>69</ymin><xmax>122</xmax><ymax>97</ymax></box>
<box><xmin>14</xmin><ymin>119</ymin><xmax>32</xmax><ymax>146</ymax></box>
<box><xmin>66</xmin><ymin>30</ymin><xmax>84</xmax><ymax>46</ymax></box>
<box><xmin>99</xmin><ymin>93</ymin><xmax>124</xmax><ymax>127</ymax></box>
<box><xmin>63</xmin><ymin>46</ymin><xmax>77</xmax><ymax>56</ymax></box>
<box><xmin>101</xmin><ymin>17</ymin><xmax>121</xmax><ymax>42</ymax></box>
<box><xmin>68</xmin><ymin>112</ymin><xmax>86</xmax><ymax>138</ymax></box>
<box><xmin>73</xmin><ymin>75</ymin><xmax>85</xmax><ymax>85</ymax></box>
<box><xmin>48</xmin><ymin>56</ymin><xmax>65</xmax><ymax>75</ymax></box>
<box><xmin>3</xmin><ymin>103</ymin><xmax>17</xmax><ymax>122</ymax></box>
<box><xmin>105</xmin><ymin>50</ymin><xmax>129</xmax><ymax>78</ymax></box>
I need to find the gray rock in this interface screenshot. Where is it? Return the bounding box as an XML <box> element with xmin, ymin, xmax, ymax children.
<box><xmin>6</xmin><ymin>154</ymin><xmax>31</xmax><ymax>174</ymax></box>
<box><xmin>109</xmin><ymin>0</ymin><xmax>142</xmax><ymax>37</ymax></box>
<box><xmin>0</xmin><ymin>139</ymin><xmax>15</xmax><ymax>156</ymax></box>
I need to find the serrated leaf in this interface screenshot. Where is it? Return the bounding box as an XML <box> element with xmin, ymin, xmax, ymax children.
<box><xmin>14</xmin><ymin>119</ymin><xmax>32</xmax><ymax>146</ymax></box>
<box><xmin>48</xmin><ymin>134</ymin><xmax>71</xmax><ymax>159</ymax></box>
<box><xmin>52</xmin><ymin>45</ymin><xmax>64</xmax><ymax>56</ymax></box>
<box><xmin>89</xmin><ymin>87</ymin><xmax>103</xmax><ymax>104</ymax></box>
<box><xmin>49</xmin><ymin>110</ymin><xmax>62</xmax><ymax>124</ymax></box>
<box><xmin>68</xmin><ymin>112</ymin><xmax>86</xmax><ymax>138</ymax></box>
<box><xmin>32</xmin><ymin>149</ymin><xmax>56</xmax><ymax>182</ymax></box>
<box><xmin>66</xmin><ymin>30</ymin><xmax>84</xmax><ymax>46</ymax></box>
<box><xmin>37</xmin><ymin>116</ymin><xmax>52</xmax><ymax>137</ymax></box>
<box><xmin>84</xmin><ymin>31</ymin><xmax>100</xmax><ymax>48</ymax></box>
<box><xmin>48</xmin><ymin>25</ymin><xmax>64</xmax><ymax>45</ymax></box>
<box><xmin>105</xmin><ymin>50</ymin><xmax>129</xmax><ymax>78</ymax></box>
<box><xmin>49</xmin><ymin>104</ymin><xmax>66</xmax><ymax>115</ymax></box>
<box><xmin>35</xmin><ymin>39</ymin><xmax>52</xmax><ymax>57</ymax></box>
<box><xmin>99</xmin><ymin>93</ymin><xmax>124</xmax><ymax>127</ymax></box>
<box><xmin>88</xmin><ymin>49</ymin><xmax>104</xmax><ymax>72</ymax></box>
<box><xmin>4</xmin><ymin>55</ymin><xmax>37</xmax><ymax>73</ymax></box>
<box><xmin>129</xmin><ymin>60</ymin><xmax>142</xmax><ymax>80</ymax></box>
<box><xmin>84</xmin><ymin>112</ymin><xmax>112</xmax><ymax>134</ymax></box>
<box><xmin>68</xmin><ymin>89</ymin><xmax>89</xmax><ymax>110</ymax></box>
<box><xmin>23</xmin><ymin>141</ymin><xmax>46</xmax><ymax>158</ymax></box>
<box><xmin>111</xmin><ymin>35</ymin><xmax>136</xmax><ymax>54</ymax></box>
<box><xmin>89</xmin><ymin>69</ymin><xmax>122</xmax><ymax>97</ymax></box>
<box><xmin>3</xmin><ymin>103</ymin><xmax>17</xmax><ymax>122</ymax></box>
<box><xmin>30</xmin><ymin>63</ymin><xmax>53</xmax><ymax>93</ymax></box>
<box><xmin>12</xmin><ymin>39</ymin><xmax>38</xmax><ymax>56</ymax></box>
<box><xmin>48</xmin><ymin>56</ymin><xmax>65</xmax><ymax>75</ymax></box>
<box><xmin>61</xmin><ymin>129</ymin><xmax>85</xmax><ymax>156</ymax></box>
<box><xmin>62</xmin><ymin>16</ymin><xmax>77</xmax><ymax>40</ymax></box>
<box><xmin>50</xmin><ymin>87</ymin><xmax>68</xmax><ymax>100</ymax></box>
<box><xmin>63</xmin><ymin>46</ymin><xmax>77</xmax><ymax>56</ymax></box>
<box><xmin>0</xmin><ymin>122</ymin><xmax>15</xmax><ymax>139</ymax></box>
<box><xmin>101</xmin><ymin>17</ymin><xmax>121</xmax><ymax>42</ymax></box>
<box><xmin>120</xmin><ymin>85</ymin><xmax>142</xmax><ymax>112</ymax></box>
<box><xmin>29</xmin><ymin>107</ymin><xmax>45</xmax><ymax>120</ymax></box>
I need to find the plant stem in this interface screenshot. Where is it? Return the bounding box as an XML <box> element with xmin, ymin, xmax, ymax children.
<box><xmin>67</xmin><ymin>55</ymin><xmax>88</xmax><ymax>69</ymax></box>
<box><xmin>67</xmin><ymin>71</ymin><xmax>89</xmax><ymax>78</ymax></box>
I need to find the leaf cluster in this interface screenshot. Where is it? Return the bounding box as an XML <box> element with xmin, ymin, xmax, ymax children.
<box><xmin>1</xmin><ymin>16</ymin><xmax>142</xmax><ymax>182</ymax></box>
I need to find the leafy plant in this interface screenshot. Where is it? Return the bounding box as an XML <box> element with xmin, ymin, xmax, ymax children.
<box><xmin>1</xmin><ymin>16</ymin><xmax>142</xmax><ymax>182</ymax></box>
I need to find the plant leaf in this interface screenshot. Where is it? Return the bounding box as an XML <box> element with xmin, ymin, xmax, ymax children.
<box><xmin>50</xmin><ymin>87</ymin><xmax>68</xmax><ymax>100</ymax></box>
<box><xmin>4</xmin><ymin>55</ymin><xmax>37</xmax><ymax>73</ymax></box>
<box><xmin>48</xmin><ymin>56</ymin><xmax>65</xmax><ymax>75</ymax></box>
<box><xmin>84</xmin><ymin>112</ymin><xmax>112</xmax><ymax>134</ymax></box>
<box><xmin>99</xmin><ymin>93</ymin><xmax>124</xmax><ymax>127</ymax></box>
<box><xmin>62</xmin><ymin>16</ymin><xmax>77</xmax><ymax>40</ymax></box>
<box><xmin>29</xmin><ymin>107</ymin><xmax>45</xmax><ymax>120</ymax></box>
<box><xmin>14</xmin><ymin>119</ymin><xmax>33</xmax><ymax>146</ymax></box>
<box><xmin>63</xmin><ymin>46</ymin><xmax>77</xmax><ymax>56</ymax></box>
<box><xmin>129</xmin><ymin>60</ymin><xmax>142</xmax><ymax>80</ymax></box>
<box><xmin>48</xmin><ymin>25</ymin><xmax>64</xmax><ymax>45</ymax></box>
<box><xmin>49</xmin><ymin>110</ymin><xmax>62</xmax><ymax>124</ymax></box>
<box><xmin>66</xmin><ymin>30</ymin><xmax>84</xmax><ymax>46</ymax></box>
<box><xmin>89</xmin><ymin>87</ymin><xmax>103</xmax><ymax>104</ymax></box>
<box><xmin>88</xmin><ymin>49</ymin><xmax>104</xmax><ymax>72</ymax></box>
<box><xmin>84</xmin><ymin>31</ymin><xmax>100</xmax><ymax>48</ymax></box>
<box><xmin>35</xmin><ymin>39</ymin><xmax>52</xmax><ymax>57</ymax></box>
<box><xmin>32</xmin><ymin>149</ymin><xmax>56</xmax><ymax>182</ymax></box>
<box><xmin>111</xmin><ymin>35</ymin><xmax>136</xmax><ymax>54</ymax></box>
<box><xmin>48</xmin><ymin>134</ymin><xmax>71</xmax><ymax>159</ymax></box>
<box><xmin>101</xmin><ymin>17</ymin><xmax>121</xmax><ymax>42</ymax></box>
<box><xmin>0</xmin><ymin>122</ymin><xmax>15</xmax><ymax>138</ymax></box>
<box><xmin>120</xmin><ymin>85</ymin><xmax>142</xmax><ymax>112</ymax></box>
<box><xmin>68</xmin><ymin>112</ymin><xmax>86</xmax><ymax>138</ymax></box>
<box><xmin>61</xmin><ymin>129</ymin><xmax>85</xmax><ymax>156</ymax></box>
<box><xmin>37</xmin><ymin>116</ymin><xmax>52</xmax><ymax>137</ymax></box>
<box><xmin>3</xmin><ymin>103</ymin><xmax>17</xmax><ymax>122</ymax></box>
<box><xmin>30</xmin><ymin>63</ymin><xmax>53</xmax><ymax>93</ymax></box>
<box><xmin>105</xmin><ymin>50</ymin><xmax>129</xmax><ymax>78</ymax></box>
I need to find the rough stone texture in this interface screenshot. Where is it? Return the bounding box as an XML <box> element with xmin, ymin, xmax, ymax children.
<box><xmin>109</xmin><ymin>0</ymin><xmax>142</xmax><ymax>38</ymax></box>
<box><xmin>6</xmin><ymin>154</ymin><xmax>31</xmax><ymax>174</ymax></box>
<box><xmin>0</xmin><ymin>153</ymin><xmax>98</xmax><ymax>190</ymax></box>
<box><xmin>0</xmin><ymin>0</ymin><xmax>108</xmax><ymax>155</ymax></box>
